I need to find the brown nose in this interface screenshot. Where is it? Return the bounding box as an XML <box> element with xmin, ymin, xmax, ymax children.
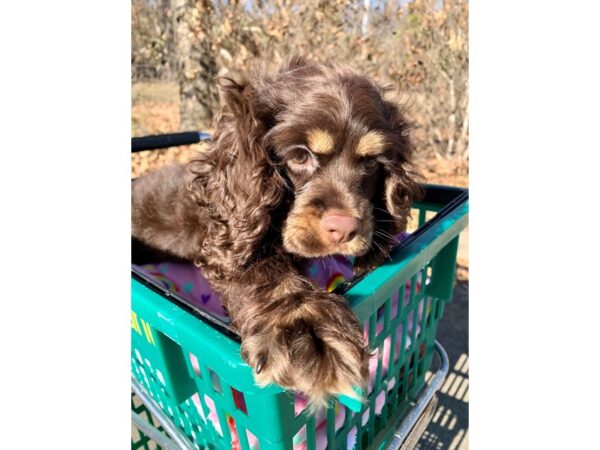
<box><xmin>320</xmin><ymin>212</ymin><xmax>360</xmax><ymax>244</ymax></box>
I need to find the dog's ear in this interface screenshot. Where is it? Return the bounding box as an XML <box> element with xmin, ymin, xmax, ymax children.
<box><xmin>354</xmin><ymin>90</ymin><xmax>423</xmax><ymax>273</ymax></box>
<box><xmin>283</xmin><ymin>54</ymin><xmax>311</xmax><ymax>71</ymax></box>
<box><xmin>380</xmin><ymin>89</ymin><xmax>424</xmax><ymax>223</ymax></box>
<box><xmin>384</xmin><ymin>168</ymin><xmax>422</xmax><ymax>225</ymax></box>
<box><xmin>216</xmin><ymin>75</ymin><xmax>276</xmax><ymax>134</ymax></box>
<box><xmin>216</xmin><ymin>76</ymin><xmax>253</xmax><ymax>121</ymax></box>
<box><xmin>188</xmin><ymin>72</ymin><xmax>285</xmax><ymax>277</ymax></box>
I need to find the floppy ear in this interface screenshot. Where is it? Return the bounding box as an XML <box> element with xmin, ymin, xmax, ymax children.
<box><xmin>384</xmin><ymin>167</ymin><xmax>423</xmax><ymax>229</ymax></box>
<box><xmin>216</xmin><ymin>76</ymin><xmax>249</xmax><ymax>119</ymax></box>
<box><xmin>187</xmin><ymin>74</ymin><xmax>286</xmax><ymax>280</ymax></box>
<box><xmin>216</xmin><ymin>74</ymin><xmax>278</xmax><ymax>140</ymax></box>
<box><xmin>381</xmin><ymin>89</ymin><xmax>424</xmax><ymax>227</ymax></box>
<box><xmin>354</xmin><ymin>89</ymin><xmax>423</xmax><ymax>273</ymax></box>
<box><xmin>215</xmin><ymin>76</ymin><xmax>254</xmax><ymax>128</ymax></box>
<box><xmin>282</xmin><ymin>53</ymin><xmax>311</xmax><ymax>71</ymax></box>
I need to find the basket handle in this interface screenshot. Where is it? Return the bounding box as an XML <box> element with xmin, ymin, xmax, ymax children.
<box><xmin>132</xmin><ymin>131</ymin><xmax>211</xmax><ymax>153</ymax></box>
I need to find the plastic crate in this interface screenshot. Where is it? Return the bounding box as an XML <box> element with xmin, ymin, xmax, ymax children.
<box><xmin>131</xmin><ymin>183</ymin><xmax>468</xmax><ymax>450</ymax></box>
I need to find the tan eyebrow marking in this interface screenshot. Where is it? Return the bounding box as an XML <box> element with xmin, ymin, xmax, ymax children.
<box><xmin>355</xmin><ymin>131</ymin><xmax>387</xmax><ymax>157</ymax></box>
<box><xmin>306</xmin><ymin>129</ymin><xmax>335</xmax><ymax>154</ymax></box>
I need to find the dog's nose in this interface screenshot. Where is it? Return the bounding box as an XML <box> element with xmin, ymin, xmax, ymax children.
<box><xmin>320</xmin><ymin>212</ymin><xmax>360</xmax><ymax>244</ymax></box>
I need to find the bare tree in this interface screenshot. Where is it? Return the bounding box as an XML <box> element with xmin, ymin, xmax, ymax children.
<box><xmin>132</xmin><ymin>0</ymin><xmax>468</xmax><ymax>159</ymax></box>
<box><xmin>172</xmin><ymin>0</ymin><xmax>219</xmax><ymax>129</ymax></box>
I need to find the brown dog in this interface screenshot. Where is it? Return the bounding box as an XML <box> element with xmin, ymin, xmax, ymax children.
<box><xmin>132</xmin><ymin>56</ymin><xmax>422</xmax><ymax>410</ymax></box>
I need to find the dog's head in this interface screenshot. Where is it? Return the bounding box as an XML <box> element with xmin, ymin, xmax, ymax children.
<box><xmin>193</xmin><ymin>57</ymin><xmax>422</xmax><ymax>272</ymax></box>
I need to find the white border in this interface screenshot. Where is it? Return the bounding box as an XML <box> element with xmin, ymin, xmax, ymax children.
<box><xmin>1</xmin><ymin>1</ymin><xmax>131</xmax><ymax>448</ymax></box>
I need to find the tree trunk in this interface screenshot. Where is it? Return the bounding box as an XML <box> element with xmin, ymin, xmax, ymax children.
<box><xmin>161</xmin><ymin>0</ymin><xmax>176</xmax><ymax>79</ymax></box>
<box><xmin>445</xmin><ymin>77</ymin><xmax>456</xmax><ymax>158</ymax></box>
<box><xmin>457</xmin><ymin>99</ymin><xmax>469</xmax><ymax>160</ymax></box>
<box><xmin>362</xmin><ymin>0</ymin><xmax>370</xmax><ymax>35</ymax></box>
<box><xmin>172</xmin><ymin>0</ymin><xmax>218</xmax><ymax>131</ymax></box>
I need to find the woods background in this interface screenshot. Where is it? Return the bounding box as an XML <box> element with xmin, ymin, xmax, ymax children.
<box><xmin>131</xmin><ymin>0</ymin><xmax>468</xmax><ymax>189</ymax></box>
<box><xmin>130</xmin><ymin>7</ymin><xmax>470</xmax><ymax>444</ymax></box>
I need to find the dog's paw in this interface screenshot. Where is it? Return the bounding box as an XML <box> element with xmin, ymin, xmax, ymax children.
<box><xmin>240</xmin><ymin>292</ymin><xmax>369</xmax><ymax>411</ymax></box>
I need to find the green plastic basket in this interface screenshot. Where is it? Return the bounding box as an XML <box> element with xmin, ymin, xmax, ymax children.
<box><xmin>131</xmin><ymin>184</ymin><xmax>468</xmax><ymax>450</ymax></box>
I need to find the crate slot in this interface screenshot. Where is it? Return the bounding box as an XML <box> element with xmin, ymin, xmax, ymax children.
<box><xmin>188</xmin><ymin>353</ymin><xmax>201</xmax><ymax>377</ymax></box>
<box><xmin>208</xmin><ymin>368</ymin><xmax>222</xmax><ymax>395</ymax></box>
<box><xmin>231</xmin><ymin>386</ymin><xmax>247</xmax><ymax>415</ymax></box>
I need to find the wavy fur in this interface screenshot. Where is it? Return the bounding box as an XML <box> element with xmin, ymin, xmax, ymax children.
<box><xmin>132</xmin><ymin>57</ymin><xmax>422</xmax><ymax>410</ymax></box>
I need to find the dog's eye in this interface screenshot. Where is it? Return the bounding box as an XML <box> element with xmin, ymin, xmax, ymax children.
<box><xmin>364</xmin><ymin>157</ymin><xmax>378</xmax><ymax>171</ymax></box>
<box><xmin>286</xmin><ymin>147</ymin><xmax>316</xmax><ymax>173</ymax></box>
<box><xmin>291</xmin><ymin>151</ymin><xmax>310</xmax><ymax>165</ymax></box>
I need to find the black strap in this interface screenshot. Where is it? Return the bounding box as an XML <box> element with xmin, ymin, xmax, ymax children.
<box><xmin>131</xmin><ymin>131</ymin><xmax>211</xmax><ymax>152</ymax></box>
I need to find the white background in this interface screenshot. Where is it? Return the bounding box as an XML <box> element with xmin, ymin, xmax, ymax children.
<box><xmin>1</xmin><ymin>1</ymin><xmax>599</xmax><ymax>448</ymax></box>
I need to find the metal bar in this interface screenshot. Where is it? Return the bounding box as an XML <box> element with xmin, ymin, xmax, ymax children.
<box><xmin>131</xmin><ymin>376</ymin><xmax>197</xmax><ymax>450</ymax></box>
<box><xmin>386</xmin><ymin>341</ymin><xmax>449</xmax><ymax>450</ymax></box>
<box><xmin>132</xmin><ymin>410</ymin><xmax>181</xmax><ymax>450</ymax></box>
<box><xmin>132</xmin><ymin>131</ymin><xmax>211</xmax><ymax>152</ymax></box>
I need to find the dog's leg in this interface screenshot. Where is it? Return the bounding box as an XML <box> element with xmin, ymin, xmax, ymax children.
<box><xmin>220</xmin><ymin>255</ymin><xmax>369</xmax><ymax>411</ymax></box>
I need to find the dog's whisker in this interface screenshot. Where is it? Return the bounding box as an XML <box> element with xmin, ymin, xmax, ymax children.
<box><xmin>373</xmin><ymin>230</ymin><xmax>396</xmax><ymax>239</ymax></box>
<box><xmin>374</xmin><ymin>229</ymin><xmax>399</xmax><ymax>241</ymax></box>
<box><xmin>372</xmin><ymin>240</ymin><xmax>391</xmax><ymax>260</ymax></box>
<box><xmin>373</xmin><ymin>207</ymin><xmax>393</xmax><ymax>214</ymax></box>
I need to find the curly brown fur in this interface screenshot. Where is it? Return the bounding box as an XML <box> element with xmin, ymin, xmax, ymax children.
<box><xmin>131</xmin><ymin>56</ymin><xmax>423</xmax><ymax>410</ymax></box>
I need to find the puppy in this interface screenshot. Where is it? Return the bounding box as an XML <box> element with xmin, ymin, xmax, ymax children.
<box><xmin>132</xmin><ymin>56</ymin><xmax>422</xmax><ymax>409</ymax></box>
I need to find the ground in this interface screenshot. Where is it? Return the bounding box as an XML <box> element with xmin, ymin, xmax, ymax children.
<box><xmin>417</xmin><ymin>281</ymin><xmax>469</xmax><ymax>450</ymax></box>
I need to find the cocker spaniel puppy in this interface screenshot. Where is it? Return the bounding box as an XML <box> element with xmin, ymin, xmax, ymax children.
<box><xmin>132</xmin><ymin>57</ymin><xmax>422</xmax><ymax>409</ymax></box>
